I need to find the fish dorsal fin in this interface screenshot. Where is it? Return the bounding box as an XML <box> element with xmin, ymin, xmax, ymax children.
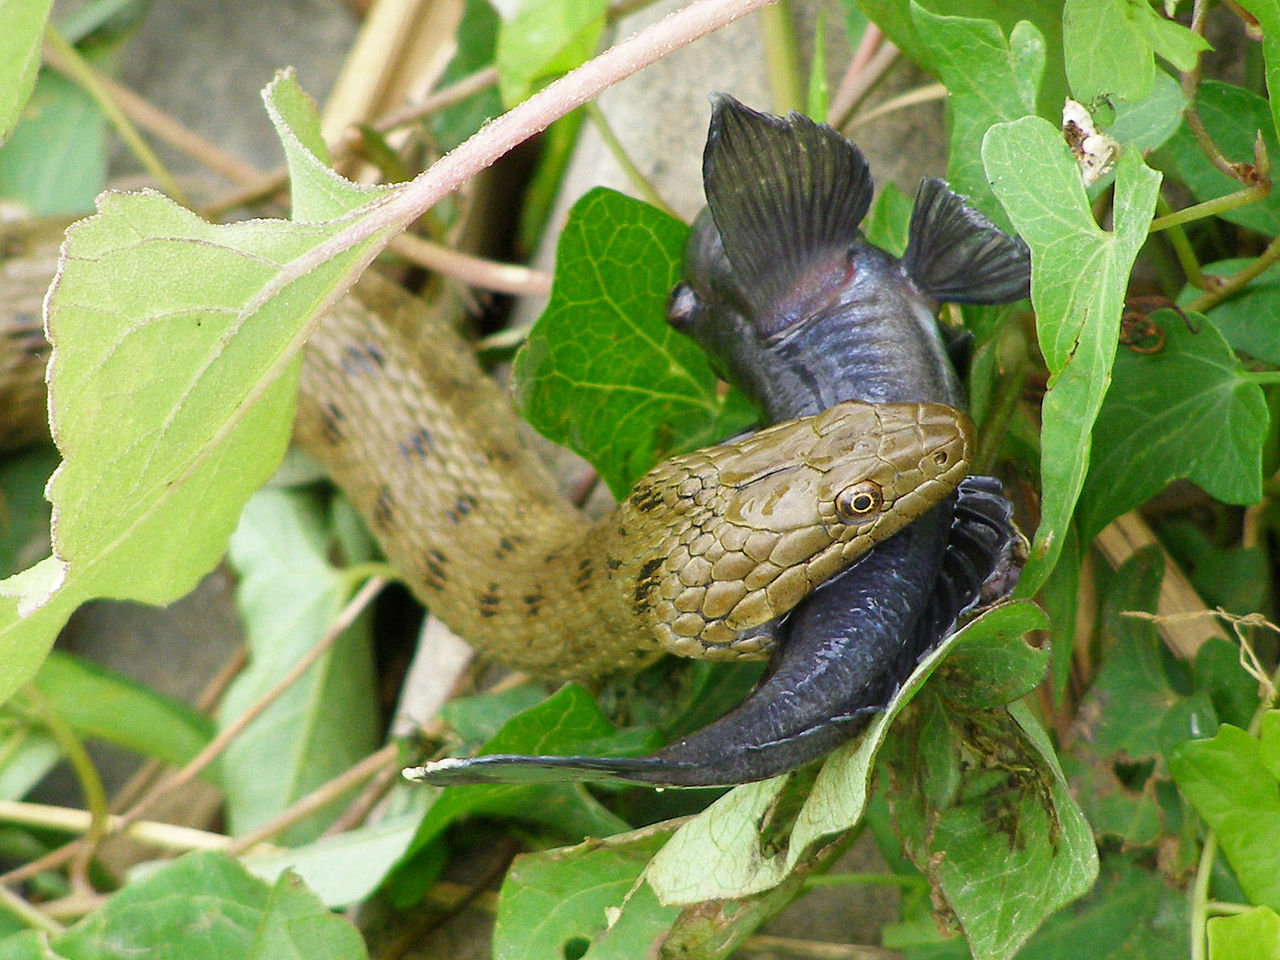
<box><xmin>902</xmin><ymin>178</ymin><xmax>1031</xmax><ymax>304</ymax></box>
<box><xmin>704</xmin><ymin>94</ymin><xmax>873</xmax><ymax>336</ymax></box>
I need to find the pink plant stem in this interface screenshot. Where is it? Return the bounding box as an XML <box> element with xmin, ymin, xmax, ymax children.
<box><xmin>252</xmin><ymin>0</ymin><xmax>781</xmax><ymax>313</ymax></box>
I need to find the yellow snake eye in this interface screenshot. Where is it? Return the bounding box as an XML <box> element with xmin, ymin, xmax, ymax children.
<box><xmin>835</xmin><ymin>480</ymin><xmax>883</xmax><ymax>521</ymax></box>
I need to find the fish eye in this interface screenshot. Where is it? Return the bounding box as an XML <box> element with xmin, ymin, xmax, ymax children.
<box><xmin>835</xmin><ymin>480</ymin><xmax>883</xmax><ymax>521</ymax></box>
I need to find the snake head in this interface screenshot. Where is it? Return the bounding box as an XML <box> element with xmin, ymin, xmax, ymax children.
<box><xmin>628</xmin><ymin>400</ymin><xmax>972</xmax><ymax>660</ymax></box>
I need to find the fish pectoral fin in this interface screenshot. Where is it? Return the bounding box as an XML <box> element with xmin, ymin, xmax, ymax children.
<box><xmin>703</xmin><ymin>94</ymin><xmax>874</xmax><ymax>337</ymax></box>
<box><xmin>902</xmin><ymin>178</ymin><xmax>1031</xmax><ymax>305</ymax></box>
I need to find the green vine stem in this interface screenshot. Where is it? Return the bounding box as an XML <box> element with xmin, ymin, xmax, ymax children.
<box><xmin>0</xmin><ymin>884</ymin><xmax>63</xmax><ymax>936</ymax></box>
<box><xmin>1151</xmin><ymin>195</ymin><xmax>1208</xmax><ymax>290</ymax></box>
<box><xmin>1180</xmin><ymin>0</ymin><xmax>1257</xmax><ymax>183</ymax></box>
<box><xmin>1148</xmin><ymin>182</ymin><xmax>1272</xmax><ymax>233</ymax></box>
<box><xmin>18</xmin><ymin>685</ymin><xmax>108</xmax><ymax>892</ymax></box>
<box><xmin>1184</xmin><ymin>230</ymin><xmax>1280</xmax><ymax>313</ymax></box>
<box><xmin>584</xmin><ymin>102</ymin><xmax>679</xmax><ymax>219</ymax></box>
<box><xmin>760</xmin><ymin>1</ymin><xmax>803</xmax><ymax>114</ymax></box>
<box><xmin>973</xmin><ymin>312</ymin><xmax>1032</xmax><ymax>476</ymax></box>
<box><xmin>802</xmin><ymin>872</ymin><xmax>929</xmax><ymax>892</ymax></box>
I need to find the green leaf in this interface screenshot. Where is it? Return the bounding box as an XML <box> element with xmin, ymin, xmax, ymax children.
<box><xmin>1193</xmin><ymin>636</ymin><xmax>1265</xmax><ymax>731</ymax></box>
<box><xmin>32</xmin><ymin>651</ymin><xmax>213</xmax><ymax>768</ymax></box>
<box><xmin>513</xmin><ymin>188</ymin><xmax>755</xmax><ymax>498</ymax></box>
<box><xmin>1078</xmin><ymin>547</ymin><xmax>1181</xmax><ymax>761</ymax></box>
<box><xmin>864</xmin><ymin>181</ymin><xmax>914</xmax><ymax>257</ymax></box>
<box><xmin>1063</xmin><ymin>0</ymin><xmax>1206</xmax><ymax>107</ymax></box>
<box><xmin>1156</xmin><ymin>81</ymin><xmax>1280</xmax><ymax>236</ymax></box>
<box><xmin>0</xmin><ymin>0</ymin><xmax>54</xmax><ymax>144</ymax></box>
<box><xmin>24</xmin><ymin>851</ymin><xmax>367</xmax><ymax>959</ymax></box>
<box><xmin>1060</xmin><ymin>547</ymin><xmax>1196</xmax><ymax>846</ymax></box>
<box><xmin>0</xmin><ymin>70</ymin><xmax>396</xmax><ymax>709</ymax></box>
<box><xmin>860</xmin><ymin>0</ymin><xmax>1067</xmax><ymax>112</ymax></box>
<box><xmin>909</xmin><ymin>7</ymin><xmax>1043</xmax><ymax>227</ymax></box>
<box><xmin>1106</xmin><ymin>69</ymin><xmax>1186</xmax><ymax>155</ymax></box>
<box><xmin>983</xmin><ymin>120</ymin><xmax>1161</xmax><ymax>594</ymax></box>
<box><xmin>1233</xmin><ymin>0</ymin><xmax>1280</xmax><ymax>146</ymax></box>
<box><xmin>242</xmin><ymin>797</ymin><xmax>428</xmax><ymax>908</ymax></box>
<box><xmin>0</xmin><ymin>69</ymin><xmax>105</xmax><ymax>215</ymax></box>
<box><xmin>1077</xmin><ymin>310</ymin><xmax>1267</xmax><ymax>541</ymax></box>
<box><xmin>0</xmin><ymin>448</ymin><xmax>57</xmax><ymax>579</ymax></box>
<box><xmin>931</xmin><ymin>604</ymin><xmax>1050</xmax><ymax>709</ymax></box>
<box><xmin>219</xmin><ymin>488</ymin><xmax>378</xmax><ymax>844</ymax></box>
<box><xmin>887</xmin><ymin>701</ymin><xmax>1099</xmax><ymax>960</ymax></box>
<box><xmin>1171</xmin><ymin>711</ymin><xmax>1280</xmax><ymax>911</ymax></box>
<box><xmin>645</xmin><ymin>601</ymin><xmax>1047</xmax><ymax>904</ymax></box>
<box><xmin>1063</xmin><ymin>0</ymin><xmax>1153</xmax><ymax>104</ymax></box>
<box><xmin>1208</xmin><ymin>906</ymin><xmax>1280</xmax><ymax>960</ymax></box>
<box><xmin>432</xmin><ymin>0</ymin><xmax>502</xmax><ymax>151</ymax></box>
<box><xmin>933</xmin><ymin>854</ymin><xmax>1189</xmax><ymax>959</ymax></box>
<box><xmin>1161</xmin><ymin>518</ymin><xmax>1271</xmax><ymax>616</ymax></box>
<box><xmin>1134</xmin><ymin>3</ymin><xmax>1211</xmax><ymax>72</ymax></box>
<box><xmin>1183</xmin><ymin>259</ymin><xmax>1280</xmax><ymax>366</ymax></box>
<box><xmin>496</xmin><ymin>0</ymin><xmax>606</xmax><ymax>107</ymax></box>
<box><xmin>1040</xmin><ymin>523</ymin><xmax>1081</xmax><ymax>703</ymax></box>
<box><xmin>492</xmin><ymin>827</ymin><xmax>678</xmax><ymax>960</ymax></box>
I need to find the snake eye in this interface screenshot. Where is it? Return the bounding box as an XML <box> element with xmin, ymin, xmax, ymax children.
<box><xmin>835</xmin><ymin>480</ymin><xmax>883</xmax><ymax>521</ymax></box>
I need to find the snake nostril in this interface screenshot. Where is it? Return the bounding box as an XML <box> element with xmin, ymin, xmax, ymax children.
<box><xmin>934</xmin><ymin>450</ymin><xmax>949</xmax><ymax>466</ymax></box>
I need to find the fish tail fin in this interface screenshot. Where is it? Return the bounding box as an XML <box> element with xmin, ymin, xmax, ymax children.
<box><xmin>404</xmin><ymin>753</ymin><xmax>704</xmax><ymax>787</ymax></box>
<box><xmin>902</xmin><ymin>178</ymin><xmax>1031</xmax><ymax>304</ymax></box>
<box><xmin>704</xmin><ymin>94</ymin><xmax>873</xmax><ymax>334</ymax></box>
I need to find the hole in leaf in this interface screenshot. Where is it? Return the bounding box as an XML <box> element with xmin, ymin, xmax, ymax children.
<box><xmin>1113</xmin><ymin>758</ymin><xmax>1155</xmax><ymax>791</ymax></box>
<box><xmin>563</xmin><ymin>937</ymin><xmax>590</xmax><ymax>960</ymax></box>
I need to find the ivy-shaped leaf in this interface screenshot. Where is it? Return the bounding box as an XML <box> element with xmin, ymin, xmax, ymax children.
<box><xmin>0</xmin><ymin>851</ymin><xmax>367</xmax><ymax>960</ymax></box>
<box><xmin>492</xmin><ymin>827</ymin><xmax>678</xmax><ymax>960</ymax></box>
<box><xmin>1157</xmin><ymin>81</ymin><xmax>1280</xmax><ymax>236</ymax></box>
<box><xmin>909</xmin><ymin>7</ymin><xmax>1044</xmax><ymax>227</ymax></box>
<box><xmin>983</xmin><ymin>119</ymin><xmax>1161</xmax><ymax>594</ymax></box>
<box><xmin>513</xmin><ymin>188</ymin><xmax>755</xmax><ymax>498</ymax></box>
<box><xmin>496</xmin><ymin>0</ymin><xmax>607</xmax><ymax>106</ymax></box>
<box><xmin>1171</xmin><ymin>711</ymin><xmax>1280</xmax><ymax>912</ymax></box>
<box><xmin>1077</xmin><ymin>309</ymin><xmax>1267</xmax><ymax>541</ymax></box>
<box><xmin>1063</xmin><ymin>0</ymin><xmax>1207</xmax><ymax>105</ymax></box>
<box><xmin>1183</xmin><ymin>259</ymin><xmax>1280</xmax><ymax>366</ymax></box>
<box><xmin>885</xmin><ymin>700</ymin><xmax>1099</xmax><ymax>960</ymax></box>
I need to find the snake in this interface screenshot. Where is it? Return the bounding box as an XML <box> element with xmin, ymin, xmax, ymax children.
<box><xmin>407</xmin><ymin>96</ymin><xmax>1029</xmax><ymax>787</ymax></box>
<box><xmin>0</xmin><ymin>217</ymin><xmax>972</xmax><ymax>683</ymax></box>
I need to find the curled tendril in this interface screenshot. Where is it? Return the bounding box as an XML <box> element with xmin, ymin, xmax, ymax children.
<box><xmin>1119</xmin><ymin>297</ymin><xmax>1200</xmax><ymax>354</ymax></box>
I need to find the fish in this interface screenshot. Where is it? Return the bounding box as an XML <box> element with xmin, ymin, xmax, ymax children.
<box><xmin>407</xmin><ymin>96</ymin><xmax>1029</xmax><ymax>788</ymax></box>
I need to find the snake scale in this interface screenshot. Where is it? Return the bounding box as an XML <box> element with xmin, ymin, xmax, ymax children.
<box><xmin>0</xmin><ymin>218</ymin><xmax>971</xmax><ymax>681</ymax></box>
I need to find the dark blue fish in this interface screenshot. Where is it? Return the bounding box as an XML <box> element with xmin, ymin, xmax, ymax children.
<box><xmin>408</xmin><ymin>97</ymin><xmax>1028</xmax><ymax>788</ymax></box>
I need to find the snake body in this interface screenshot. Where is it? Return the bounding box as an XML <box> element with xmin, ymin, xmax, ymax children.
<box><xmin>1</xmin><ymin>219</ymin><xmax>970</xmax><ymax>681</ymax></box>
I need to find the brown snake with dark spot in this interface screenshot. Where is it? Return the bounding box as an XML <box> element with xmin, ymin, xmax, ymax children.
<box><xmin>0</xmin><ymin>218</ymin><xmax>972</xmax><ymax>680</ymax></box>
